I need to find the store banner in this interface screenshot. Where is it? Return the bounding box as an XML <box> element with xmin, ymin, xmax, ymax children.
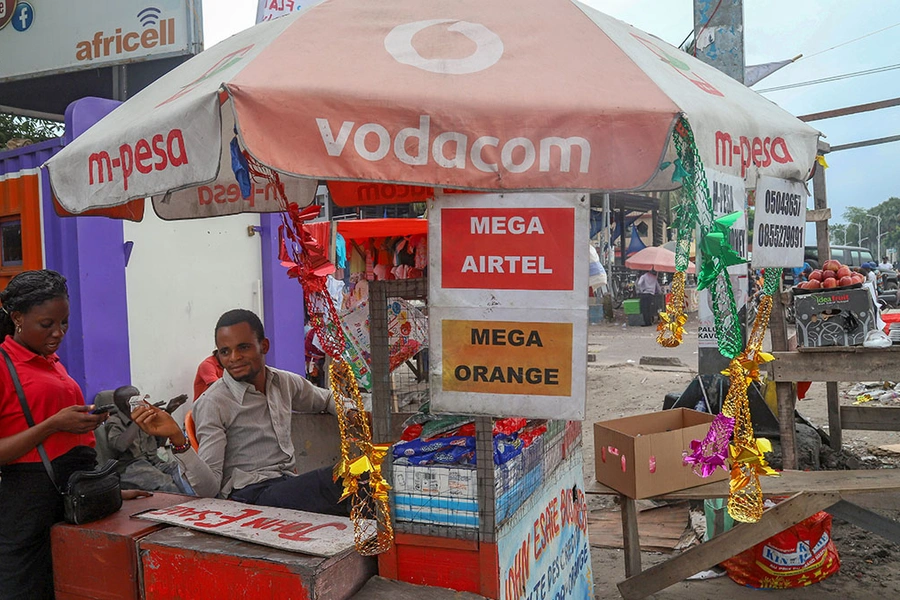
<box><xmin>498</xmin><ymin>451</ymin><xmax>593</xmax><ymax>600</ymax></box>
<box><xmin>697</xmin><ymin>170</ymin><xmax>748</xmax><ymax>349</ymax></box>
<box><xmin>752</xmin><ymin>176</ymin><xmax>807</xmax><ymax>268</ymax></box>
<box><xmin>429</xmin><ymin>193</ymin><xmax>588</xmax><ymax>420</ymax></box>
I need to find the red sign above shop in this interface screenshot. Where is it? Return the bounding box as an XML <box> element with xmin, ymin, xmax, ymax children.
<box><xmin>440</xmin><ymin>207</ymin><xmax>575</xmax><ymax>290</ymax></box>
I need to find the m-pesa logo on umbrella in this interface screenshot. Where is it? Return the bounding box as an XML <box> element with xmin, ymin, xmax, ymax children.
<box><xmin>75</xmin><ymin>7</ymin><xmax>176</xmax><ymax>62</ymax></box>
<box><xmin>88</xmin><ymin>129</ymin><xmax>189</xmax><ymax>192</ymax></box>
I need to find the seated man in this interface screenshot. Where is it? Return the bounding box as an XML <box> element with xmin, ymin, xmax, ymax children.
<box><xmin>106</xmin><ymin>386</ymin><xmax>190</xmax><ymax>493</ymax></box>
<box><xmin>132</xmin><ymin>309</ymin><xmax>350</xmax><ymax>517</ymax></box>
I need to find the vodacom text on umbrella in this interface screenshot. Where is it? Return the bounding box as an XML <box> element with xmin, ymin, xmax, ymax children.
<box><xmin>317</xmin><ymin>116</ymin><xmax>590</xmax><ymax>174</ymax></box>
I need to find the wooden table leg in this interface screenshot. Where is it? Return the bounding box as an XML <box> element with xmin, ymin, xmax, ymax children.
<box><xmin>826</xmin><ymin>381</ymin><xmax>842</xmax><ymax>451</ymax></box>
<box><xmin>620</xmin><ymin>495</ymin><xmax>641</xmax><ymax>578</ymax></box>
<box><xmin>617</xmin><ymin>492</ymin><xmax>840</xmax><ymax>600</ymax></box>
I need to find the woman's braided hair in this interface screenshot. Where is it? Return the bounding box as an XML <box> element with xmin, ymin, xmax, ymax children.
<box><xmin>0</xmin><ymin>270</ymin><xmax>68</xmax><ymax>339</ymax></box>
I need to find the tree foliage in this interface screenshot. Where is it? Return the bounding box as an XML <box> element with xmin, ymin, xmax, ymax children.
<box><xmin>0</xmin><ymin>113</ymin><xmax>63</xmax><ymax>148</ymax></box>
<box><xmin>835</xmin><ymin>197</ymin><xmax>900</xmax><ymax>259</ymax></box>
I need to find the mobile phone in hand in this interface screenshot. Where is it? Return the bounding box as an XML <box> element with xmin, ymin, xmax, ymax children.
<box><xmin>90</xmin><ymin>404</ymin><xmax>117</xmax><ymax>415</ymax></box>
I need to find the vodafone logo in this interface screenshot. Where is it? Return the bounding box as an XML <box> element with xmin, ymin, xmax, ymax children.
<box><xmin>384</xmin><ymin>19</ymin><xmax>503</xmax><ymax>75</ymax></box>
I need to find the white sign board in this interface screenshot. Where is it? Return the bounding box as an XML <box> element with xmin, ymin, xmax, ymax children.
<box><xmin>256</xmin><ymin>0</ymin><xmax>325</xmax><ymax>22</ymax></box>
<box><xmin>137</xmin><ymin>498</ymin><xmax>367</xmax><ymax>557</ymax></box>
<box><xmin>752</xmin><ymin>176</ymin><xmax>807</xmax><ymax>268</ymax></box>
<box><xmin>429</xmin><ymin>193</ymin><xmax>589</xmax><ymax>420</ymax></box>
<box><xmin>0</xmin><ymin>1</ymin><xmax>199</xmax><ymax>82</ymax></box>
<box><xmin>697</xmin><ymin>170</ymin><xmax>748</xmax><ymax>349</ymax></box>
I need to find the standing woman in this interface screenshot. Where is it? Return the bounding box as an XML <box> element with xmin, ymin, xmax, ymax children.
<box><xmin>0</xmin><ymin>270</ymin><xmax>109</xmax><ymax>599</ymax></box>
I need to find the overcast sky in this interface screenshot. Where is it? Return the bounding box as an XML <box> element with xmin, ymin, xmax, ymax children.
<box><xmin>201</xmin><ymin>0</ymin><xmax>900</xmax><ymax>230</ymax></box>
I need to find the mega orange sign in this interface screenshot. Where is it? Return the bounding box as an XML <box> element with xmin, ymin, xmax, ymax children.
<box><xmin>441</xmin><ymin>207</ymin><xmax>575</xmax><ymax>290</ymax></box>
<box><xmin>441</xmin><ymin>319</ymin><xmax>573</xmax><ymax>396</ymax></box>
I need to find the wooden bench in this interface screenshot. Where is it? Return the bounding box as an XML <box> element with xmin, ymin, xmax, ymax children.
<box><xmin>587</xmin><ymin>469</ymin><xmax>900</xmax><ymax>599</ymax></box>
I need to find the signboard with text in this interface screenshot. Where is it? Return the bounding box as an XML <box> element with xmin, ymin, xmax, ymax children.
<box><xmin>0</xmin><ymin>1</ymin><xmax>200</xmax><ymax>82</ymax></box>
<box><xmin>698</xmin><ymin>170</ymin><xmax>748</xmax><ymax>349</ymax></box>
<box><xmin>138</xmin><ymin>498</ymin><xmax>363</xmax><ymax>557</ymax></box>
<box><xmin>498</xmin><ymin>452</ymin><xmax>593</xmax><ymax>600</ymax></box>
<box><xmin>256</xmin><ymin>0</ymin><xmax>325</xmax><ymax>23</ymax></box>
<box><xmin>752</xmin><ymin>176</ymin><xmax>807</xmax><ymax>268</ymax></box>
<box><xmin>430</xmin><ymin>193</ymin><xmax>588</xmax><ymax>419</ymax></box>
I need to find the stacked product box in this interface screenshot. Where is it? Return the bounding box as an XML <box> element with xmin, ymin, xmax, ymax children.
<box><xmin>393</xmin><ymin>463</ymin><xmax>479</xmax><ymax>528</ymax></box>
<box><xmin>391</xmin><ymin>420</ymin><xmax>576</xmax><ymax>530</ymax></box>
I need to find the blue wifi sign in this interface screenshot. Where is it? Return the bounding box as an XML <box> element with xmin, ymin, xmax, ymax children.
<box><xmin>138</xmin><ymin>7</ymin><xmax>161</xmax><ymax>28</ymax></box>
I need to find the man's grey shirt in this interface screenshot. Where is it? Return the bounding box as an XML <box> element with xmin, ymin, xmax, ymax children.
<box><xmin>176</xmin><ymin>366</ymin><xmax>336</xmax><ymax>498</ymax></box>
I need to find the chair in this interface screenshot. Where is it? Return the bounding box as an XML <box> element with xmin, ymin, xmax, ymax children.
<box><xmin>184</xmin><ymin>410</ymin><xmax>199</xmax><ymax>451</ymax></box>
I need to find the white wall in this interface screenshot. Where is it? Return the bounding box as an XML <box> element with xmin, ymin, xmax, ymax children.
<box><xmin>123</xmin><ymin>209</ymin><xmax>263</xmax><ymax>410</ymax></box>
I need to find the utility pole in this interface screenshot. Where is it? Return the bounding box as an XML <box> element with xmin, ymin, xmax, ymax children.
<box><xmin>693</xmin><ymin>0</ymin><xmax>747</xmax><ymax>376</ymax></box>
<box><xmin>867</xmin><ymin>213</ymin><xmax>882</xmax><ymax>260</ymax></box>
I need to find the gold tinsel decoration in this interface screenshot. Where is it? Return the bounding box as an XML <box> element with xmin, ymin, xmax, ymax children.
<box><xmin>330</xmin><ymin>360</ymin><xmax>394</xmax><ymax>555</ymax></box>
<box><xmin>657</xmin><ymin>271</ymin><xmax>688</xmax><ymax>347</ymax></box>
<box><xmin>718</xmin><ymin>292</ymin><xmax>780</xmax><ymax>524</ymax></box>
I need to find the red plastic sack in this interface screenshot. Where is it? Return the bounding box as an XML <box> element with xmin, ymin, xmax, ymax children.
<box><xmin>722</xmin><ymin>511</ymin><xmax>840</xmax><ymax>589</ymax></box>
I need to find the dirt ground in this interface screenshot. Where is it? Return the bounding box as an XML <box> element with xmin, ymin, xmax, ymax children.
<box><xmin>583</xmin><ymin>315</ymin><xmax>900</xmax><ymax>599</ymax></box>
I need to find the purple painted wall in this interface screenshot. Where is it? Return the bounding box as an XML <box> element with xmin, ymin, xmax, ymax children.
<box><xmin>0</xmin><ymin>97</ymin><xmax>132</xmax><ymax>402</ymax></box>
<box><xmin>55</xmin><ymin>98</ymin><xmax>132</xmax><ymax>402</ymax></box>
<box><xmin>259</xmin><ymin>212</ymin><xmax>305</xmax><ymax>376</ymax></box>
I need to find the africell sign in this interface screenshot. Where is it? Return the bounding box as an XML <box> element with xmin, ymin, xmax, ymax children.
<box><xmin>0</xmin><ymin>1</ymin><xmax>199</xmax><ymax>82</ymax></box>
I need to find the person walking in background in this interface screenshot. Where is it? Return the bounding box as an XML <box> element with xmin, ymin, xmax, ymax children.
<box><xmin>636</xmin><ymin>269</ymin><xmax>663</xmax><ymax>326</ymax></box>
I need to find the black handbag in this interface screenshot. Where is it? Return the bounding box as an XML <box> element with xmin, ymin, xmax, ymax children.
<box><xmin>1</xmin><ymin>347</ymin><xmax>122</xmax><ymax>524</ymax></box>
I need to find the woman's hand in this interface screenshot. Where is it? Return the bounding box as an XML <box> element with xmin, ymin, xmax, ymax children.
<box><xmin>132</xmin><ymin>404</ymin><xmax>185</xmax><ymax>445</ymax></box>
<box><xmin>48</xmin><ymin>405</ymin><xmax>106</xmax><ymax>435</ymax></box>
<box><xmin>121</xmin><ymin>489</ymin><xmax>153</xmax><ymax>501</ymax></box>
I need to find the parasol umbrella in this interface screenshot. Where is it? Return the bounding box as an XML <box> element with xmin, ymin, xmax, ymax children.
<box><xmin>626</xmin><ymin>245</ymin><xmax>696</xmax><ymax>274</ymax></box>
<box><xmin>45</xmin><ymin>0</ymin><xmax>820</xmax><ymax>216</ymax></box>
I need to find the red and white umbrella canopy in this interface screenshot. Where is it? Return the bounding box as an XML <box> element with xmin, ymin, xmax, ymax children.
<box><xmin>47</xmin><ymin>0</ymin><xmax>820</xmax><ymax>215</ymax></box>
<box><xmin>625</xmin><ymin>246</ymin><xmax>696</xmax><ymax>274</ymax></box>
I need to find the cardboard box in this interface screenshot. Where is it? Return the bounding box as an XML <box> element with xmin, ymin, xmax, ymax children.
<box><xmin>794</xmin><ymin>288</ymin><xmax>878</xmax><ymax>347</ymax></box>
<box><xmin>392</xmin><ymin>463</ymin><xmax>477</xmax><ymax>499</ymax></box>
<box><xmin>593</xmin><ymin>408</ymin><xmax>728</xmax><ymax>499</ymax></box>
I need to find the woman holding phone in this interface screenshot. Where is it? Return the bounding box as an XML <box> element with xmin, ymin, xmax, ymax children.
<box><xmin>0</xmin><ymin>270</ymin><xmax>140</xmax><ymax>599</ymax></box>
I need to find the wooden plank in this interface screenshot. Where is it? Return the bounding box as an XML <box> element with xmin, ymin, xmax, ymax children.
<box><xmin>588</xmin><ymin>469</ymin><xmax>900</xmax><ymax>500</ymax></box>
<box><xmin>769</xmin><ymin>287</ymin><xmax>798</xmax><ymax>470</ymax></box>
<box><xmin>812</xmin><ymin>159</ymin><xmax>831</xmax><ymax>265</ymax></box>
<box><xmin>840</xmin><ymin>406</ymin><xmax>900</xmax><ymax>432</ymax></box>
<box><xmin>798</xmin><ymin>97</ymin><xmax>900</xmax><ymax>122</ymax></box>
<box><xmin>617</xmin><ymin>492</ymin><xmax>840</xmax><ymax>600</ymax></box>
<box><xmin>827</xmin><ymin>500</ymin><xmax>900</xmax><ymax>545</ymax></box>
<box><xmin>352</xmin><ymin>576</ymin><xmax>489</xmax><ymax>600</ymax></box>
<box><xmin>620</xmin><ymin>496</ymin><xmax>642</xmax><ymax>577</ymax></box>
<box><xmin>826</xmin><ymin>382</ymin><xmax>842</xmax><ymax>450</ymax></box>
<box><xmin>771</xmin><ymin>349</ymin><xmax>900</xmax><ymax>382</ymax></box>
<box><xmin>590</xmin><ymin>503</ymin><xmax>690</xmax><ymax>551</ymax></box>
<box><xmin>805</xmin><ymin>208</ymin><xmax>832</xmax><ymax>222</ymax></box>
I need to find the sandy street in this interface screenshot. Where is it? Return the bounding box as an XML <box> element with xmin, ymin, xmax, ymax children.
<box><xmin>584</xmin><ymin>319</ymin><xmax>900</xmax><ymax>599</ymax></box>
